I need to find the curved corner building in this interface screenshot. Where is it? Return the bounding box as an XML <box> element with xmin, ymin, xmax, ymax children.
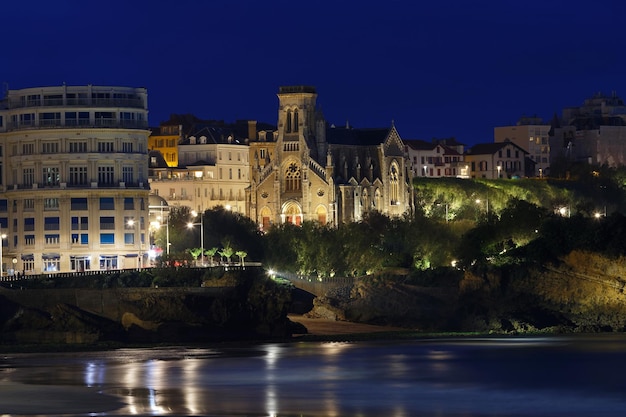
<box><xmin>0</xmin><ymin>85</ymin><xmax>150</xmax><ymax>274</ymax></box>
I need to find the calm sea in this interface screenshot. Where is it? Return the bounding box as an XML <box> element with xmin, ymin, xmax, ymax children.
<box><xmin>2</xmin><ymin>335</ymin><xmax>626</xmax><ymax>416</ymax></box>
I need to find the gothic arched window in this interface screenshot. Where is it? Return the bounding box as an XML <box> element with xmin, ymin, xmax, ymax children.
<box><xmin>285</xmin><ymin>162</ymin><xmax>301</xmax><ymax>192</ymax></box>
<box><xmin>389</xmin><ymin>162</ymin><xmax>399</xmax><ymax>205</ymax></box>
<box><xmin>286</xmin><ymin>110</ymin><xmax>292</xmax><ymax>133</ymax></box>
<box><xmin>293</xmin><ymin>109</ymin><xmax>299</xmax><ymax>132</ymax></box>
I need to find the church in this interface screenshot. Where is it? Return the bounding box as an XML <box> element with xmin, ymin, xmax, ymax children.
<box><xmin>247</xmin><ymin>86</ymin><xmax>411</xmax><ymax>229</ymax></box>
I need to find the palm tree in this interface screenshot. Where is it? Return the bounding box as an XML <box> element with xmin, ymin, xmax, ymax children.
<box><xmin>205</xmin><ymin>247</ymin><xmax>219</xmax><ymax>266</ymax></box>
<box><xmin>188</xmin><ymin>247</ymin><xmax>202</xmax><ymax>266</ymax></box>
<box><xmin>235</xmin><ymin>250</ymin><xmax>248</xmax><ymax>267</ymax></box>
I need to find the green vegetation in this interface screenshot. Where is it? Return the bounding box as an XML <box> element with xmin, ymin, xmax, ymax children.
<box><xmin>263</xmin><ymin>167</ymin><xmax>626</xmax><ymax>277</ymax></box>
<box><xmin>149</xmin><ymin>166</ymin><xmax>626</xmax><ymax>278</ymax></box>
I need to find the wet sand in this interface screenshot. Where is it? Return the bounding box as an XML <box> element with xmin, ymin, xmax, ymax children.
<box><xmin>289</xmin><ymin>314</ymin><xmax>410</xmax><ymax>336</ymax></box>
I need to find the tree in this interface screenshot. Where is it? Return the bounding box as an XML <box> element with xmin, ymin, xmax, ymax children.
<box><xmin>219</xmin><ymin>238</ymin><xmax>235</xmax><ymax>264</ymax></box>
<box><xmin>188</xmin><ymin>247</ymin><xmax>202</xmax><ymax>266</ymax></box>
<box><xmin>235</xmin><ymin>250</ymin><xmax>248</xmax><ymax>267</ymax></box>
<box><xmin>205</xmin><ymin>247</ymin><xmax>219</xmax><ymax>266</ymax></box>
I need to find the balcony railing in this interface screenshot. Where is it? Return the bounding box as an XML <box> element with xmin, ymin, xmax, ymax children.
<box><xmin>7</xmin><ymin>119</ymin><xmax>148</xmax><ymax>131</ymax></box>
<box><xmin>9</xmin><ymin>97</ymin><xmax>145</xmax><ymax>109</ymax></box>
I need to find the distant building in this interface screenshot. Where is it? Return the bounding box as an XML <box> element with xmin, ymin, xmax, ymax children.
<box><xmin>247</xmin><ymin>86</ymin><xmax>411</xmax><ymax>228</ymax></box>
<box><xmin>494</xmin><ymin>116</ymin><xmax>550</xmax><ymax>177</ymax></box>
<box><xmin>465</xmin><ymin>141</ymin><xmax>528</xmax><ymax>179</ymax></box>
<box><xmin>550</xmin><ymin>92</ymin><xmax>626</xmax><ymax>167</ymax></box>
<box><xmin>0</xmin><ymin>85</ymin><xmax>150</xmax><ymax>274</ymax></box>
<box><xmin>404</xmin><ymin>138</ymin><xmax>467</xmax><ymax>178</ymax></box>
<box><xmin>149</xmin><ymin>121</ymin><xmax>255</xmax><ymax>216</ymax></box>
<box><xmin>148</xmin><ymin>122</ymin><xmax>181</xmax><ymax>167</ymax></box>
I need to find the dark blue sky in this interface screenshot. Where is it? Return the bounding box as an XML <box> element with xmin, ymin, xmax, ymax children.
<box><xmin>2</xmin><ymin>0</ymin><xmax>624</xmax><ymax>145</ymax></box>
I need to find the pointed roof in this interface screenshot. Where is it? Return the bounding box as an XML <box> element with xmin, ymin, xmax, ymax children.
<box><xmin>467</xmin><ymin>141</ymin><xmax>528</xmax><ymax>155</ymax></box>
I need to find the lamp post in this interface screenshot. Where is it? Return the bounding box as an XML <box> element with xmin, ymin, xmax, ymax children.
<box><xmin>497</xmin><ymin>165</ymin><xmax>501</xmax><ymax>179</ymax></box>
<box><xmin>0</xmin><ymin>233</ymin><xmax>6</xmax><ymax>278</ymax></box>
<box><xmin>188</xmin><ymin>210</ymin><xmax>204</xmax><ymax>266</ymax></box>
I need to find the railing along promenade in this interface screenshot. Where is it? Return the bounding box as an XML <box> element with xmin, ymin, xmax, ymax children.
<box><xmin>0</xmin><ymin>266</ymin><xmax>352</xmax><ymax>297</ymax></box>
<box><xmin>0</xmin><ymin>265</ymin><xmax>252</xmax><ymax>286</ymax></box>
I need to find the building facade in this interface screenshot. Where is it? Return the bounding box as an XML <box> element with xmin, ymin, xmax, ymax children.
<box><xmin>149</xmin><ymin>132</ymin><xmax>250</xmax><ymax>216</ymax></box>
<box><xmin>465</xmin><ymin>141</ymin><xmax>528</xmax><ymax>179</ymax></box>
<box><xmin>0</xmin><ymin>85</ymin><xmax>150</xmax><ymax>274</ymax></box>
<box><xmin>404</xmin><ymin>138</ymin><xmax>467</xmax><ymax>178</ymax></box>
<box><xmin>494</xmin><ymin>116</ymin><xmax>550</xmax><ymax>177</ymax></box>
<box><xmin>550</xmin><ymin>92</ymin><xmax>626</xmax><ymax>167</ymax></box>
<box><xmin>247</xmin><ymin>86</ymin><xmax>411</xmax><ymax>229</ymax></box>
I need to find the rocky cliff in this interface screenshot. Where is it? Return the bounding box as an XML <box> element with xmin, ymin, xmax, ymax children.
<box><xmin>307</xmin><ymin>250</ymin><xmax>626</xmax><ymax>333</ymax></box>
<box><xmin>0</xmin><ymin>268</ymin><xmax>294</xmax><ymax>345</ymax></box>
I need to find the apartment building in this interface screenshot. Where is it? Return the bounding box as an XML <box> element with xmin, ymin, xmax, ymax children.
<box><xmin>0</xmin><ymin>85</ymin><xmax>150</xmax><ymax>274</ymax></box>
<box><xmin>494</xmin><ymin>116</ymin><xmax>550</xmax><ymax>177</ymax></box>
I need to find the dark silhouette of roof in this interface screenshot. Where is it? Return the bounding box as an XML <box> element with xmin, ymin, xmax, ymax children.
<box><xmin>326</xmin><ymin>126</ymin><xmax>390</xmax><ymax>146</ymax></box>
<box><xmin>467</xmin><ymin>141</ymin><xmax>528</xmax><ymax>155</ymax></box>
<box><xmin>148</xmin><ymin>150</ymin><xmax>169</xmax><ymax>168</ymax></box>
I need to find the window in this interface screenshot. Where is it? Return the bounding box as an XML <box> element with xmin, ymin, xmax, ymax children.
<box><xmin>45</xmin><ymin>234</ymin><xmax>60</xmax><ymax>245</ymax></box>
<box><xmin>44</xmin><ymin>217</ymin><xmax>60</xmax><ymax>230</ymax></box>
<box><xmin>122</xmin><ymin>142</ymin><xmax>133</xmax><ymax>152</ymax></box>
<box><xmin>23</xmin><ymin>199</ymin><xmax>35</xmax><ymax>210</ymax></box>
<box><xmin>42</xmin><ymin>142</ymin><xmax>59</xmax><ymax>153</ymax></box>
<box><xmin>71</xmin><ymin>216</ymin><xmax>89</xmax><ymax>230</ymax></box>
<box><xmin>69</xmin><ymin>142</ymin><xmax>87</xmax><ymax>153</ymax></box>
<box><xmin>0</xmin><ymin>200</ymin><xmax>7</xmax><ymax>212</ymax></box>
<box><xmin>69</xmin><ymin>166</ymin><xmax>88</xmax><ymax>185</ymax></box>
<box><xmin>23</xmin><ymin>258</ymin><xmax>35</xmax><ymax>272</ymax></box>
<box><xmin>389</xmin><ymin>163</ymin><xmax>399</xmax><ymax>205</ymax></box>
<box><xmin>100</xmin><ymin>198</ymin><xmax>115</xmax><ymax>210</ymax></box>
<box><xmin>23</xmin><ymin>168</ymin><xmax>35</xmax><ymax>186</ymax></box>
<box><xmin>285</xmin><ymin>162</ymin><xmax>301</xmax><ymax>192</ymax></box>
<box><xmin>22</xmin><ymin>143</ymin><xmax>35</xmax><ymax>155</ymax></box>
<box><xmin>100</xmin><ymin>216</ymin><xmax>115</xmax><ymax>230</ymax></box>
<box><xmin>42</xmin><ymin>256</ymin><xmax>60</xmax><ymax>272</ymax></box>
<box><xmin>44</xmin><ymin>198</ymin><xmax>59</xmax><ymax>210</ymax></box>
<box><xmin>100</xmin><ymin>233</ymin><xmax>115</xmax><ymax>244</ymax></box>
<box><xmin>70</xmin><ymin>256</ymin><xmax>91</xmax><ymax>270</ymax></box>
<box><xmin>98</xmin><ymin>166</ymin><xmax>115</xmax><ymax>184</ymax></box>
<box><xmin>43</xmin><ymin>167</ymin><xmax>60</xmax><ymax>186</ymax></box>
<box><xmin>25</xmin><ymin>235</ymin><xmax>35</xmax><ymax>245</ymax></box>
<box><xmin>98</xmin><ymin>142</ymin><xmax>114</xmax><ymax>152</ymax></box>
<box><xmin>124</xmin><ymin>233</ymin><xmax>135</xmax><ymax>244</ymax></box>
<box><xmin>122</xmin><ymin>166</ymin><xmax>133</xmax><ymax>183</ymax></box>
<box><xmin>70</xmin><ymin>198</ymin><xmax>88</xmax><ymax>210</ymax></box>
<box><xmin>71</xmin><ymin>233</ymin><xmax>89</xmax><ymax>244</ymax></box>
<box><xmin>286</xmin><ymin>110</ymin><xmax>292</xmax><ymax>133</ymax></box>
<box><xmin>124</xmin><ymin>197</ymin><xmax>134</xmax><ymax>210</ymax></box>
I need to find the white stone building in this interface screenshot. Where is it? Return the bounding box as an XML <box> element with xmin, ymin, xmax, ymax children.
<box><xmin>0</xmin><ymin>85</ymin><xmax>150</xmax><ymax>274</ymax></box>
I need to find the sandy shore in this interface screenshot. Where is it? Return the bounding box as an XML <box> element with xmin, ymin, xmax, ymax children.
<box><xmin>288</xmin><ymin>314</ymin><xmax>410</xmax><ymax>336</ymax></box>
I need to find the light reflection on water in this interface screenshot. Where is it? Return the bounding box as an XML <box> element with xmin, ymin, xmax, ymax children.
<box><xmin>2</xmin><ymin>336</ymin><xmax>626</xmax><ymax>416</ymax></box>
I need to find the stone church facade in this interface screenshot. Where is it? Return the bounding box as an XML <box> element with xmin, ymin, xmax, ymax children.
<box><xmin>247</xmin><ymin>86</ymin><xmax>411</xmax><ymax>230</ymax></box>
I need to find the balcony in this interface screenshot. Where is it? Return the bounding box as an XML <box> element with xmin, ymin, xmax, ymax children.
<box><xmin>9</xmin><ymin>97</ymin><xmax>145</xmax><ymax>109</ymax></box>
<box><xmin>7</xmin><ymin>119</ymin><xmax>149</xmax><ymax>131</ymax></box>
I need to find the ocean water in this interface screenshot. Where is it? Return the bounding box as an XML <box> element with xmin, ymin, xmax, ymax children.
<box><xmin>1</xmin><ymin>334</ymin><xmax>626</xmax><ymax>416</ymax></box>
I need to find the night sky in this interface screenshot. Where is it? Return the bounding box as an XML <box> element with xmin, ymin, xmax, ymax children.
<box><xmin>2</xmin><ymin>0</ymin><xmax>624</xmax><ymax>145</ymax></box>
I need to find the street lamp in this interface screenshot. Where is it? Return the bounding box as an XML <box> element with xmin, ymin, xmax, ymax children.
<box><xmin>188</xmin><ymin>210</ymin><xmax>204</xmax><ymax>266</ymax></box>
<box><xmin>0</xmin><ymin>233</ymin><xmax>7</xmax><ymax>278</ymax></box>
<box><xmin>497</xmin><ymin>165</ymin><xmax>501</xmax><ymax>179</ymax></box>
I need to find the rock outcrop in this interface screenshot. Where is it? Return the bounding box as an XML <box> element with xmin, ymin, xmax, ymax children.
<box><xmin>0</xmin><ymin>268</ymin><xmax>294</xmax><ymax>345</ymax></box>
<box><xmin>307</xmin><ymin>250</ymin><xmax>626</xmax><ymax>334</ymax></box>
